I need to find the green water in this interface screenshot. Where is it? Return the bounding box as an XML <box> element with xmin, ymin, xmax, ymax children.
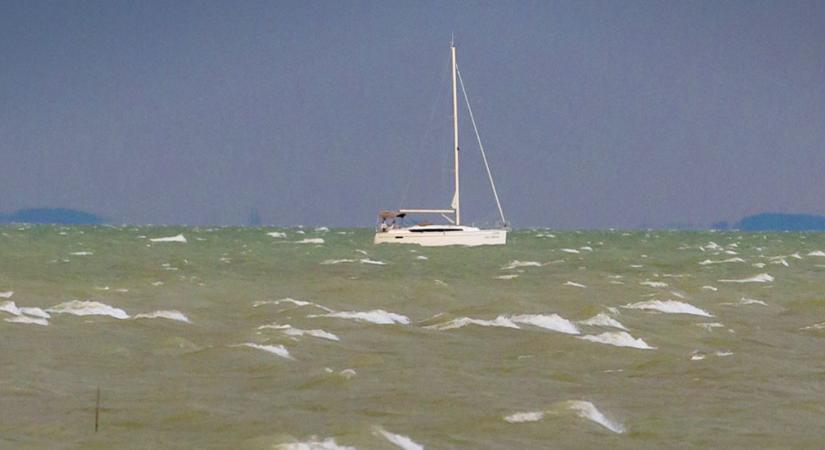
<box><xmin>2</xmin><ymin>226</ymin><xmax>825</xmax><ymax>449</ymax></box>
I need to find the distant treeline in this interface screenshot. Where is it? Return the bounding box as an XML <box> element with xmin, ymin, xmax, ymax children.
<box><xmin>714</xmin><ymin>213</ymin><xmax>825</xmax><ymax>231</ymax></box>
<box><xmin>0</xmin><ymin>208</ymin><xmax>104</xmax><ymax>225</ymax></box>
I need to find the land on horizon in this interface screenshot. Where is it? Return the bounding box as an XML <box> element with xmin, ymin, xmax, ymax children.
<box><xmin>4</xmin><ymin>207</ymin><xmax>825</xmax><ymax>231</ymax></box>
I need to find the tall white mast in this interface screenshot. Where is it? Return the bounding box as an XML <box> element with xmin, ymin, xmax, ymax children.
<box><xmin>451</xmin><ymin>40</ymin><xmax>460</xmax><ymax>225</ymax></box>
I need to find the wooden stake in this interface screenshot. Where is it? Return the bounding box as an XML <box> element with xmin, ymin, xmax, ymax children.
<box><xmin>95</xmin><ymin>387</ymin><xmax>100</xmax><ymax>432</ymax></box>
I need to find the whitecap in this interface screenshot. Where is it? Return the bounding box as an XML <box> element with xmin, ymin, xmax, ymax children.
<box><xmin>495</xmin><ymin>274</ymin><xmax>519</xmax><ymax>280</ymax></box>
<box><xmin>359</xmin><ymin>258</ymin><xmax>386</xmax><ymax>266</ymax></box>
<box><xmin>580</xmin><ymin>246</ymin><xmax>593</xmax><ymax>252</ymax></box>
<box><xmin>240</xmin><ymin>343</ymin><xmax>293</xmax><ymax>360</ymax></box>
<box><xmin>19</xmin><ymin>307</ymin><xmax>50</xmax><ymax>319</ymax></box>
<box><xmin>696</xmin><ymin>322</ymin><xmax>725</xmax><ymax>331</ymax></box>
<box><xmin>699</xmin><ymin>257</ymin><xmax>745</xmax><ymax>265</ymax></box>
<box><xmin>5</xmin><ymin>316</ymin><xmax>49</xmax><ymax>326</ymax></box>
<box><xmin>275</xmin><ymin>437</ymin><xmax>354</xmax><ymax>450</ymax></box>
<box><xmin>415</xmin><ymin>255</ymin><xmax>428</xmax><ymax>260</ymax></box>
<box><xmin>427</xmin><ymin>315</ymin><xmax>520</xmax><ymax>331</ymax></box>
<box><xmin>296</xmin><ymin>238</ymin><xmax>324</xmax><ymax>244</ymax></box>
<box><xmin>563</xmin><ymin>281</ymin><xmax>586</xmax><ymax>288</ymax></box>
<box><xmin>622</xmin><ymin>300</ymin><xmax>713</xmax><ymax>317</ymax></box>
<box><xmin>320</xmin><ymin>259</ymin><xmax>357</xmax><ymax>265</ymax></box>
<box><xmin>579</xmin><ymin>331</ymin><xmax>655</xmax><ymax>350</ymax></box>
<box><xmin>267</xmin><ymin>231</ymin><xmax>287</xmax><ymax>238</ymax></box>
<box><xmin>1</xmin><ymin>300</ymin><xmax>22</xmax><ymax>315</ymax></box>
<box><xmin>47</xmin><ymin>300</ymin><xmax>129</xmax><ymax>319</ymax></box>
<box><xmin>564</xmin><ymin>400</ymin><xmax>626</xmax><ymax>433</ymax></box>
<box><xmin>150</xmin><ymin>234</ymin><xmax>187</xmax><ymax>243</ymax></box>
<box><xmin>133</xmin><ymin>310</ymin><xmax>191</xmax><ymax>323</ymax></box>
<box><xmin>311</xmin><ymin>310</ymin><xmax>410</xmax><ymax>325</ymax></box>
<box><xmin>501</xmin><ymin>260</ymin><xmax>542</xmax><ymax>270</ymax></box>
<box><xmin>807</xmin><ymin>250</ymin><xmax>825</xmax><ymax>257</ymax></box>
<box><xmin>338</xmin><ymin>368</ymin><xmax>357</xmax><ymax>379</ymax></box>
<box><xmin>373</xmin><ymin>427</ymin><xmax>424</xmax><ymax>450</ymax></box>
<box><xmin>314</xmin><ymin>226</ymin><xmax>330</xmax><ymax>232</ymax></box>
<box><xmin>690</xmin><ymin>351</ymin><xmax>706</xmax><ymax>361</ymax></box>
<box><xmin>254</xmin><ymin>298</ymin><xmax>334</xmax><ymax>313</ymax></box>
<box><xmin>715</xmin><ymin>351</ymin><xmax>734</xmax><ymax>357</ymax></box>
<box><xmin>560</xmin><ymin>248</ymin><xmax>580</xmax><ymax>254</ymax></box>
<box><xmin>511</xmin><ymin>314</ymin><xmax>580</xmax><ymax>335</ymax></box>
<box><xmin>801</xmin><ymin>322</ymin><xmax>825</xmax><ymax>331</ymax></box>
<box><xmin>70</xmin><ymin>251</ymin><xmax>93</xmax><ymax>256</ymax></box>
<box><xmin>504</xmin><ymin>411</ymin><xmax>544</xmax><ymax>423</ymax></box>
<box><xmin>0</xmin><ymin>291</ymin><xmax>13</xmax><ymax>298</ymax></box>
<box><xmin>579</xmin><ymin>313</ymin><xmax>628</xmax><ymax>331</ymax></box>
<box><xmin>640</xmin><ymin>281</ymin><xmax>668</xmax><ymax>288</ymax></box>
<box><xmin>702</xmin><ymin>285</ymin><xmax>718</xmax><ymax>291</ymax></box>
<box><xmin>719</xmin><ymin>273</ymin><xmax>774</xmax><ymax>283</ymax></box>
<box><xmin>258</xmin><ymin>323</ymin><xmax>340</xmax><ymax>341</ymax></box>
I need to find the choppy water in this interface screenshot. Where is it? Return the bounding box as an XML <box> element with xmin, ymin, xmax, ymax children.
<box><xmin>2</xmin><ymin>226</ymin><xmax>825</xmax><ymax>449</ymax></box>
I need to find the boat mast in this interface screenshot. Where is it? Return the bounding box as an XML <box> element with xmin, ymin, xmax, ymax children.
<box><xmin>451</xmin><ymin>40</ymin><xmax>460</xmax><ymax>225</ymax></box>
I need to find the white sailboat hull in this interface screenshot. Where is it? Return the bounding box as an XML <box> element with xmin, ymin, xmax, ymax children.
<box><xmin>374</xmin><ymin>227</ymin><xmax>506</xmax><ymax>247</ymax></box>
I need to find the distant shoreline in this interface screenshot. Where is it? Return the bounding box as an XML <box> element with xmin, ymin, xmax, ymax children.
<box><xmin>3</xmin><ymin>208</ymin><xmax>825</xmax><ymax>231</ymax></box>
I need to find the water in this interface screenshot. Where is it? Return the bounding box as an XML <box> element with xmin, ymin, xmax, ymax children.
<box><xmin>2</xmin><ymin>226</ymin><xmax>825</xmax><ymax>448</ymax></box>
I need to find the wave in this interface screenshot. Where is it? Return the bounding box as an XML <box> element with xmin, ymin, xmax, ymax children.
<box><xmin>511</xmin><ymin>314</ymin><xmax>580</xmax><ymax>335</ymax></box>
<box><xmin>5</xmin><ymin>315</ymin><xmax>49</xmax><ymax>326</ymax></box>
<box><xmin>47</xmin><ymin>300</ymin><xmax>130</xmax><ymax>319</ymax></box>
<box><xmin>718</xmin><ymin>273</ymin><xmax>774</xmax><ymax>283</ymax></box>
<box><xmin>266</xmin><ymin>231</ymin><xmax>286</xmax><ymax>238</ymax></box>
<box><xmin>258</xmin><ymin>323</ymin><xmax>340</xmax><ymax>341</ymax></box>
<box><xmin>295</xmin><ymin>238</ymin><xmax>324</xmax><ymax>244</ymax></box>
<box><xmin>579</xmin><ymin>331</ymin><xmax>655</xmax><ymax>350</ymax></box>
<box><xmin>426</xmin><ymin>315</ymin><xmax>520</xmax><ymax>331</ymax></box>
<box><xmin>504</xmin><ymin>411</ymin><xmax>544</xmax><ymax>423</ymax></box>
<box><xmin>564</xmin><ymin>400</ymin><xmax>626</xmax><ymax>433</ymax></box>
<box><xmin>275</xmin><ymin>437</ymin><xmax>354</xmax><ymax>450</ymax></box>
<box><xmin>239</xmin><ymin>343</ymin><xmax>293</xmax><ymax>360</ymax></box>
<box><xmin>622</xmin><ymin>300</ymin><xmax>713</xmax><ymax>317</ymax></box>
<box><xmin>639</xmin><ymin>281</ymin><xmax>668</xmax><ymax>288</ymax></box>
<box><xmin>373</xmin><ymin>427</ymin><xmax>424</xmax><ymax>450</ymax></box>
<box><xmin>133</xmin><ymin>310</ymin><xmax>191</xmax><ymax>323</ymax></box>
<box><xmin>310</xmin><ymin>310</ymin><xmax>410</xmax><ymax>325</ymax></box>
<box><xmin>0</xmin><ymin>291</ymin><xmax>14</xmax><ymax>298</ymax></box>
<box><xmin>563</xmin><ymin>281</ymin><xmax>586</xmax><ymax>288</ymax></box>
<box><xmin>501</xmin><ymin>260</ymin><xmax>542</xmax><ymax>270</ymax></box>
<box><xmin>699</xmin><ymin>257</ymin><xmax>745</xmax><ymax>265</ymax></box>
<box><xmin>149</xmin><ymin>234</ymin><xmax>187</xmax><ymax>243</ymax></box>
<box><xmin>579</xmin><ymin>313</ymin><xmax>628</xmax><ymax>331</ymax></box>
<box><xmin>253</xmin><ymin>298</ymin><xmax>334</xmax><ymax>313</ymax></box>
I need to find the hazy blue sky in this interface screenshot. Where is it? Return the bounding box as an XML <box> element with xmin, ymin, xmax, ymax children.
<box><xmin>1</xmin><ymin>1</ymin><xmax>823</xmax><ymax>228</ymax></box>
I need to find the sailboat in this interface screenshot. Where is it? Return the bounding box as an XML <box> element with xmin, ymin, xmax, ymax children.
<box><xmin>374</xmin><ymin>41</ymin><xmax>508</xmax><ymax>247</ymax></box>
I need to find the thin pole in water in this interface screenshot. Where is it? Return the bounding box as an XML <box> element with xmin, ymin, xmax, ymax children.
<box><xmin>95</xmin><ymin>387</ymin><xmax>100</xmax><ymax>432</ymax></box>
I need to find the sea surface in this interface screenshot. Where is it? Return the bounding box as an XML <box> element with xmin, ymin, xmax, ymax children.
<box><xmin>2</xmin><ymin>226</ymin><xmax>825</xmax><ymax>449</ymax></box>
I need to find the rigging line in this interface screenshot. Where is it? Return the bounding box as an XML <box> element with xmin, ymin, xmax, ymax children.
<box><xmin>455</xmin><ymin>65</ymin><xmax>508</xmax><ymax>226</ymax></box>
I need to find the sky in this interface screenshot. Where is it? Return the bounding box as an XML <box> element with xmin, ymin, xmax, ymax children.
<box><xmin>1</xmin><ymin>0</ymin><xmax>824</xmax><ymax>228</ymax></box>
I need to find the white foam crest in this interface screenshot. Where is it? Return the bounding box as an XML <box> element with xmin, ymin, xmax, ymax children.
<box><xmin>699</xmin><ymin>257</ymin><xmax>745</xmax><ymax>265</ymax></box>
<box><xmin>373</xmin><ymin>427</ymin><xmax>424</xmax><ymax>450</ymax></box>
<box><xmin>0</xmin><ymin>291</ymin><xmax>13</xmax><ymax>298</ymax></box>
<box><xmin>495</xmin><ymin>274</ymin><xmax>519</xmax><ymax>280</ymax></box>
<box><xmin>580</xmin><ymin>246</ymin><xmax>593</xmax><ymax>252</ymax></box>
<box><xmin>259</xmin><ymin>323</ymin><xmax>340</xmax><ymax>341</ymax></box>
<box><xmin>254</xmin><ymin>298</ymin><xmax>334</xmax><ymax>313</ymax></box>
<box><xmin>504</xmin><ymin>411</ymin><xmax>544</xmax><ymax>423</ymax></box>
<box><xmin>311</xmin><ymin>310</ymin><xmax>410</xmax><ymax>325</ymax></box>
<box><xmin>622</xmin><ymin>300</ymin><xmax>713</xmax><ymax>317</ymax></box>
<box><xmin>240</xmin><ymin>343</ymin><xmax>293</xmax><ymax>360</ymax></box>
<box><xmin>70</xmin><ymin>251</ymin><xmax>93</xmax><ymax>256</ymax></box>
<box><xmin>47</xmin><ymin>300</ymin><xmax>129</xmax><ymax>319</ymax></box>
<box><xmin>579</xmin><ymin>331</ymin><xmax>655</xmax><ymax>350</ymax></box>
<box><xmin>150</xmin><ymin>234</ymin><xmax>187</xmax><ymax>243</ymax></box>
<box><xmin>427</xmin><ymin>315</ymin><xmax>520</xmax><ymax>331</ymax></box>
<box><xmin>19</xmin><ymin>307</ymin><xmax>50</xmax><ymax>319</ymax></box>
<box><xmin>1</xmin><ymin>300</ymin><xmax>22</xmax><ymax>315</ymax></box>
<box><xmin>697</xmin><ymin>322</ymin><xmax>725</xmax><ymax>331</ymax></box>
<box><xmin>320</xmin><ymin>259</ymin><xmax>357</xmax><ymax>265</ymax></box>
<box><xmin>564</xmin><ymin>281</ymin><xmax>586</xmax><ymax>288</ymax></box>
<box><xmin>719</xmin><ymin>273</ymin><xmax>774</xmax><ymax>283</ymax></box>
<box><xmin>501</xmin><ymin>260</ymin><xmax>542</xmax><ymax>270</ymax></box>
<box><xmin>511</xmin><ymin>314</ymin><xmax>580</xmax><ymax>335</ymax></box>
<box><xmin>133</xmin><ymin>310</ymin><xmax>191</xmax><ymax>323</ymax></box>
<box><xmin>5</xmin><ymin>315</ymin><xmax>49</xmax><ymax>326</ymax></box>
<box><xmin>564</xmin><ymin>400</ymin><xmax>626</xmax><ymax>433</ymax></box>
<box><xmin>275</xmin><ymin>437</ymin><xmax>354</xmax><ymax>450</ymax></box>
<box><xmin>640</xmin><ymin>281</ymin><xmax>668</xmax><ymax>288</ymax></box>
<box><xmin>560</xmin><ymin>248</ymin><xmax>580</xmax><ymax>254</ymax></box>
<box><xmin>807</xmin><ymin>250</ymin><xmax>825</xmax><ymax>257</ymax></box>
<box><xmin>267</xmin><ymin>231</ymin><xmax>287</xmax><ymax>238</ymax></box>
<box><xmin>296</xmin><ymin>238</ymin><xmax>324</xmax><ymax>244</ymax></box>
<box><xmin>579</xmin><ymin>313</ymin><xmax>628</xmax><ymax>331</ymax></box>
<box><xmin>415</xmin><ymin>255</ymin><xmax>428</xmax><ymax>260</ymax></box>
<box><xmin>314</xmin><ymin>226</ymin><xmax>330</xmax><ymax>232</ymax></box>
<box><xmin>359</xmin><ymin>258</ymin><xmax>386</xmax><ymax>265</ymax></box>
<box><xmin>702</xmin><ymin>285</ymin><xmax>718</xmax><ymax>291</ymax></box>
<box><xmin>801</xmin><ymin>322</ymin><xmax>825</xmax><ymax>330</ymax></box>
<box><xmin>715</xmin><ymin>351</ymin><xmax>733</xmax><ymax>357</ymax></box>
